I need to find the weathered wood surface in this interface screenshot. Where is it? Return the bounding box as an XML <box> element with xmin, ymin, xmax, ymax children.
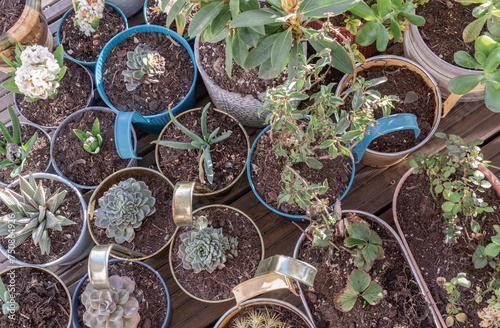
<box><xmin>0</xmin><ymin>1</ymin><xmax>499</xmax><ymax>327</ymax></box>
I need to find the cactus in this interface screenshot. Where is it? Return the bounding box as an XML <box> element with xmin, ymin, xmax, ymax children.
<box><xmin>232</xmin><ymin>309</ymin><xmax>291</xmax><ymax>328</ymax></box>
<box><xmin>122</xmin><ymin>44</ymin><xmax>166</xmax><ymax>91</ymax></box>
<box><xmin>94</xmin><ymin>178</ymin><xmax>156</xmax><ymax>244</ymax></box>
<box><xmin>73</xmin><ymin>118</ymin><xmax>103</xmax><ymax>154</ymax></box>
<box><xmin>0</xmin><ymin>173</ymin><xmax>75</xmax><ymax>255</ymax></box>
<box><xmin>81</xmin><ymin>275</ymin><xmax>141</xmax><ymax>328</ymax></box>
<box><xmin>178</xmin><ymin>216</ymin><xmax>238</xmax><ymax>273</ymax></box>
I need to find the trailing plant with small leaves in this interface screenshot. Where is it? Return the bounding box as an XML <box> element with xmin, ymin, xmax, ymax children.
<box><xmin>473</xmin><ymin>225</ymin><xmax>500</xmax><ymax>270</ymax></box>
<box><xmin>454</xmin><ymin>0</ymin><xmax>500</xmax><ymax>42</ymax></box>
<box><xmin>72</xmin><ymin>0</ymin><xmax>105</xmax><ymax>36</ymax></box>
<box><xmin>438</xmin><ymin>273</ymin><xmax>471</xmax><ymax>326</ymax></box>
<box><xmin>345</xmin><ymin>222</ymin><xmax>384</xmax><ymax>271</ymax></box>
<box><xmin>0</xmin><ymin>276</ymin><xmax>19</xmax><ymax>315</ymax></box>
<box><xmin>152</xmin><ymin>103</ymin><xmax>232</xmax><ymax>184</ymax></box>
<box><xmin>0</xmin><ymin>173</ymin><xmax>75</xmax><ymax>255</ymax></box>
<box><xmin>122</xmin><ymin>43</ymin><xmax>166</xmax><ymax>91</ymax></box>
<box><xmin>73</xmin><ymin>118</ymin><xmax>103</xmax><ymax>154</ymax></box>
<box><xmin>81</xmin><ymin>275</ymin><xmax>140</xmax><ymax>328</ymax></box>
<box><xmin>178</xmin><ymin>216</ymin><xmax>238</xmax><ymax>273</ymax></box>
<box><xmin>231</xmin><ymin>308</ymin><xmax>291</xmax><ymax>328</ymax></box>
<box><xmin>0</xmin><ymin>105</ymin><xmax>38</xmax><ymax>178</ymax></box>
<box><xmin>448</xmin><ymin>34</ymin><xmax>500</xmax><ymax>112</ymax></box>
<box><xmin>94</xmin><ymin>178</ymin><xmax>156</xmax><ymax>244</ymax></box>
<box><xmin>334</xmin><ymin>269</ymin><xmax>384</xmax><ymax>312</ymax></box>
<box><xmin>409</xmin><ymin>133</ymin><xmax>494</xmax><ymax>243</ymax></box>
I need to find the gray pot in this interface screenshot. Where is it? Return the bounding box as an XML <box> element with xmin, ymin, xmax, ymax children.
<box><xmin>0</xmin><ymin>172</ymin><xmax>93</xmax><ymax>267</ymax></box>
<box><xmin>292</xmin><ymin>209</ymin><xmax>442</xmax><ymax>328</ymax></box>
<box><xmin>107</xmin><ymin>0</ymin><xmax>144</xmax><ymax>17</ymax></box>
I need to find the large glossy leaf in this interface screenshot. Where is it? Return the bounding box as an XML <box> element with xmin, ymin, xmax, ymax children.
<box><xmin>356</xmin><ymin>21</ymin><xmax>377</xmax><ymax>46</ymax></box>
<box><xmin>376</xmin><ymin>22</ymin><xmax>389</xmax><ymax>52</ymax></box>
<box><xmin>402</xmin><ymin>12</ymin><xmax>425</xmax><ymax>26</ymax></box>
<box><xmin>299</xmin><ymin>0</ymin><xmax>360</xmax><ymax>18</ymax></box>
<box><xmin>165</xmin><ymin>0</ymin><xmax>190</xmax><ymax>28</ymax></box>
<box><xmin>390</xmin><ymin>17</ymin><xmax>401</xmax><ymax>42</ymax></box>
<box><xmin>230</xmin><ymin>9</ymin><xmax>279</xmax><ymax>28</ymax></box>
<box><xmin>188</xmin><ymin>2</ymin><xmax>225</xmax><ymax>37</ymax></box>
<box><xmin>349</xmin><ymin>1</ymin><xmax>376</xmax><ymax>20</ymax></box>
<box><xmin>259</xmin><ymin>57</ymin><xmax>282</xmax><ymax>79</ymax></box>
<box><xmin>485</xmin><ymin>82</ymin><xmax>500</xmax><ymax>112</ymax></box>
<box><xmin>210</xmin><ymin>6</ymin><xmax>232</xmax><ymax>37</ymax></box>
<box><xmin>244</xmin><ymin>34</ymin><xmax>279</xmax><ymax>68</ymax></box>
<box><xmin>238</xmin><ymin>27</ymin><xmax>259</xmax><ymax>46</ymax></box>
<box><xmin>447</xmin><ymin>74</ymin><xmax>482</xmax><ymax>95</ymax></box>
<box><xmin>484</xmin><ymin>47</ymin><xmax>500</xmax><ymax>74</ymax></box>
<box><xmin>271</xmin><ymin>30</ymin><xmax>292</xmax><ymax>71</ymax></box>
<box><xmin>231</xmin><ymin>33</ymin><xmax>248</xmax><ymax>67</ymax></box>
<box><xmin>377</xmin><ymin>0</ymin><xmax>391</xmax><ymax>18</ymax></box>
<box><xmin>454</xmin><ymin>51</ymin><xmax>481</xmax><ymax>69</ymax></box>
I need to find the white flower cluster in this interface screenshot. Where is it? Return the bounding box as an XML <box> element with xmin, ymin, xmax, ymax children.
<box><xmin>14</xmin><ymin>45</ymin><xmax>61</xmax><ymax>100</ymax></box>
<box><xmin>157</xmin><ymin>0</ymin><xmax>177</xmax><ymax>14</ymax></box>
<box><xmin>73</xmin><ymin>0</ymin><xmax>105</xmax><ymax>36</ymax></box>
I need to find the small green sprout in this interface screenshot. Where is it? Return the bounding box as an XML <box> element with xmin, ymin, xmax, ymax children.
<box><xmin>73</xmin><ymin>118</ymin><xmax>102</xmax><ymax>154</ymax></box>
<box><xmin>334</xmin><ymin>269</ymin><xmax>384</xmax><ymax>312</ymax></box>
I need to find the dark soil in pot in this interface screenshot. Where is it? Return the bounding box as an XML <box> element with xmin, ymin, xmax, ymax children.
<box><xmin>0</xmin><ymin>0</ymin><xmax>24</xmax><ymax>34</ymax></box>
<box><xmin>296</xmin><ymin>213</ymin><xmax>433</xmax><ymax>328</ymax></box>
<box><xmin>157</xmin><ymin>107</ymin><xmax>247</xmax><ymax>191</ymax></box>
<box><xmin>52</xmin><ymin>110</ymin><xmax>132</xmax><ymax>187</ymax></box>
<box><xmin>0</xmin><ymin>124</ymin><xmax>50</xmax><ymax>185</ymax></box>
<box><xmin>199</xmin><ymin>39</ymin><xmax>287</xmax><ymax>96</ymax></box>
<box><xmin>171</xmin><ymin>207</ymin><xmax>262</xmax><ymax>301</ymax></box>
<box><xmin>102</xmin><ymin>32</ymin><xmax>194</xmax><ymax>116</ymax></box>
<box><xmin>250</xmin><ymin>128</ymin><xmax>353</xmax><ymax>216</ymax></box>
<box><xmin>225</xmin><ymin>304</ymin><xmax>310</xmax><ymax>328</ymax></box>
<box><xmin>346</xmin><ymin>65</ymin><xmax>436</xmax><ymax>153</ymax></box>
<box><xmin>59</xmin><ymin>3</ymin><xmax>126</xmax><ymax>62</ymax></box>
<box><xmin>395</xmin><ymin>172</ymin><xmax>500</xmax><ymax>328</ymax></box>
<box><xmin>0</xmin><ymin>179</ymin><xmax>83</xmax><ymax>264</ymax></box>
<box><xmin>76</xmin><ymin>261</ymin><xmax>168</xmax><ymax>328</ymax></box>
<box><xmin>0</xmin><ymin>266</ymin><xmax>70</xmax><ymax>328</ymax></box>
<box><xmin>15</xmin><ymin>59</ymin><xmax>92</xmax><ymax>127</ymax></box>
<box><xmin>89</xmin><ymin>170</ymin><xmax>175</xmax><ymax>255</ymax></box>
<box><xmin>145</xmin><ymin>0</ymin><xmax>198</xmax><ymax>40</ymax></box>
<box><xmin>416</xmin><ymin>0</ymin><xmax>483</xmax><ymax>66</ymax></box>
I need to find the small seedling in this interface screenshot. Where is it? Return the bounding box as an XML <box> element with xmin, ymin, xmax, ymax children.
<box><xmin>73</xmin><ymin>118</ymin><xmax>102</xmax><ymax>154</ymax></box>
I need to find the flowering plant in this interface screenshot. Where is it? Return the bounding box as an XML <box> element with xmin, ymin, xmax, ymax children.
<box><xmin>72</xmin><ymin>0</ymin><xmax>105</xmax><ymax>36</ymax></box>
<box><xmin>1</xmin><ymin>44</ymin><xmax>67</xmax><ymax>102</ymax></box>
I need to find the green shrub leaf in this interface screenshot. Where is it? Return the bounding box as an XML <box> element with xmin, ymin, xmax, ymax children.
<box><xmin>447</xmin><ymin>74</ymin><xmax>482</xmax><ymax>95</ymax></box>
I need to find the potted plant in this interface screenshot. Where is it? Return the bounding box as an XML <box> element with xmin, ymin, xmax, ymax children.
<box><xmin>393</xmin><ymin>133</ymin><xmax>500</xmax><ymax>327</ymax></box>
<box><xmin>168</xmin><ymin>181</ymin><xmax>265</xmax><ymax>302</ymax></box>
<box><xmin>57</xmin><ymin>0</ymin><xmax>128</xmax><ymax>72</ymax></box>
<box><xmin>87</xmin><ymin>167</ymin><xmax>176</xmax><ymax>260</ymax></box>
<box><xmin>1</xmin><ymin>44</ymin><xmax>94</xmax><ymax>130</ymax></box>
<box><xmin>95</xmin><ymin>24</ymin><xmax>197</xmax><ymax>136</ymax></box>
<box><xmin>0</xmin><ymin>105</ymin><xmax>51</xmax><ymax>186</ymax></box>
<box><xmin>72</xmin><ymin>244</ymin><xmax>172</xmax><ymax>328</ymax></box>
<box><xmin>0</xmin><ymin>265</ymin><xmax>72</xmax><ymax>327</ymax></box>
<box><xmin>0</xmin><ymin>172</ymin><xmax>92</xmax><ymax>267</ymax></box>
<box><xmin>50</xmin><ymin>106</ymin><xmax>138</xmax><ymax>189</ymax></box>
<box><xmin>107</xmin><ymin>0</ymin><xmax>144</xmax><ymax>18</ymax></box>
<box><xmin>153</xmin><ymin>102</ymin><xmax>249</xmax><ymax>198</ymax></box>
<box><xmin>0</xmin><ymin>0</ymin><xmax>53</xmax><ymax>73</ymax></box>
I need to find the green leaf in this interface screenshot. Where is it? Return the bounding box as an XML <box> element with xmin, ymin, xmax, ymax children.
<box><xmin>0</xmin><ymin>122</ymin><xmax>14</xmax><ymax>144</ymax></box>
<box><xmin>231</xmin><ymin>33</ymin><xmax>248</xmax><ymax>67</ymax></box>
<box><xmin>376</xmin><ymin>22</ymin><xmax>389</xmax><ymax>52</ymax></box>
<box><xmin>342</xmin><ymin>130</ymin><xmax>363</xmax><ymax>142</ymax></box>
<box><xmin>188</xmin><ymin>2</ymin><xmax>225</xmax><ymax>38</ymax></box>
<box><xmin>244</xmin><ymin>34</ymin><xmax>279</xmax><ymax>68</ymax></box>
<box><xmin>484</xmin><ymin>243</ymin><xmax>500</xmax><ymax>257</ymax></box>
<box><xmin>0</xmin><ymin>159</ymin><xmax>13</xmax><ymax>170</ymax></box>
<box><xmin>442</xmin><ymin>201</ymin><xmax>455</xmax><ymax>212</ymax></box>
<box><xmin>225</xmin><ymin>33</ymin><xmax>233</xmax><ymax>78</ymax></box>
<box><xmin>305</xmin><ymin>29</ymin><xmax>353</xmax><ymax>75</ymax></box>
<box><xmin>348</xmin><ymin>269</ymin><xmax>371</xmax><ymax>294</ymax></box>
<box><xmin>229</xmin><ymin>0</ymin><xmax>239</xmax><ymax>18</ymax></box>
<box><xmin>73</xmin><ymin>129</ymin><xmax>88</xmax><ymax>143</ymax></box>
<box><xmin>390</xmin><ymin>17</ymin><xmax>401</xmax><ymax>42</ymax></box>
<box><xmin>211</xmin><ymin>131</ymin><xmax>232</xmax><ymax>143</ymax></box>
<box><xmin>348</xmin><ymin>222</ymin><xmax>370</xmax><ymax>241</ymax></box>
<box><xmin>484</xmin><ymin>47</ymin><xmax>500</xmax><ymax>74</ymax></box>
<box><xmin>485</xmin><ymin>82</ymin><xmax>500</xmax><ymax>112</ymax></box>
<box><xmin>361</xmin><ymin>281</ymin><xmax>384</xmax><ymax>304</ymax></box>
<box><xmin>362</xmin><ymin>244</ymin><xmax>383</xmax><ymax>265</ymax></box>
<box><xmin>238</xmin><ymin>27</ymin><xmax>259</xmax><ymax>46</ymax></box>
<box><xmin>312</xmin><ymin>228</ymin><xmax>331</xmax><ymax>247</ymax></box>
<box><xmin>463</xmin><ymin>16</ymin><xmax>488</xmax><ymax>43</ymax></box>
<box><xmin>367</xmin><ymin>230</ymin><xmax>382</xmax><ymax>244</ymax></box>
<box><xmin>475</xmin><ymin>35</ymin><xmax>499</xmax><ymax>57</ymax></box>
<box><xmin>305</xmin><ymin>157</ymin><xmax>323</xmax><ymax>169</ymax></box>
<box><xmin>402</xmin><ymin>12</ymin><xmax>425</xmax><ymax>26</ymax></box>
<box><xmin>203</xmin><ymin>146</ymin><xmax>214</xmax><ymax>184</ymax></box>
<box><xmin>352</xmin><ymin>89</ymin><xmax>364</xmax><ymax>110</ymax></box>
<box><xmin>450</xmin><ymin>192</ymin><xmax>461</xmax><ymax>203</ymax></box>
<box><xmin>348</xmin><ymin>1</ymin><xmax>376</xmax><ymax>20</ymax></box>
<box><xmin>211</xmin><ymin>6</ymin><xmax>232</xmax><ymax>37</ymax></box>
<box><xmin>1</xmin><ymin>80</ymin><xmax>20</xmax><ymax>94</ymax></box>
<box><xmin>152</xmin><ymin>140</ymin><xmax>199</xmax><ymax>149</ymax></box>
<box><xmin>345</xmin><ymin>237</ymin><xmax>365</xmax><ymax>248</ymax></box>
<box><xmin>230</xmin><ymin>9</ymin><xmax>279</xmax><ymax>28</ymax></box>
<box><xmin>7</xmin><ymin>105</ymin><xmax>20</xmax><ymax>145</ymax></box>
<box><xmin>259</xmin><ymin>57</ymin><xmax>281</xmax><ymax>79</ymax></box>
<box><xmin>92</xmin><ymin>118</ymin><xmax>100</xmax><ymax>137</ymax></box>
<box><xmin>471</xmin><ymin>220</ymin><xmax>480</xmax><ymax>233</ymax></box>
<box><xmin>23</xmin><ymin>132</ymin><xmax>38</xmax><ymax>156</ymax></box>
<box><xmin>300</xmin><ymin>0</ymin><xmax>360</xmax><ymax>18</ymax></box>
<box><xmin>165</xmin><ymin>0</ymin><xmax>189</xmax><ymax>28</ymax></box>
<box><xmin>53</xmin><ymin>44</ymin><xmax>65</xmax><ymax>67</ymax></box>
<box><xmin>491</xmin><ymin>235</ymin><xmax>500</xmax><ymax>246</ymax></box>
<box><xmin>377</xmin><ymin>0</ymin><xmax>392</xmax><ymax>18</ymax></box>
<box><xmin>356</xmin><ymin>21</ymin><xmax>377</xmax><ymax>47</ymax></box>
<box><xmin>287</xmin><ymin>42</ymin><xmax>302</xmax><ymax>80</ymax></box>
<box><xmin>454</xmin><ymin>51</ymin><xmax>481</xmax><ymax>69</ymax></box>
<box><xmin>271</xmin><ymin>30</ymin><xmax>292</xmax><ymax>72</ymax></box>
<box><xmin>335</xmin><ymin>287</ymin><xmax>359</xmax><ymax>312</ymax></box>
<box><xmin>447</xmin><ymin>74</ymin><xmax>482</xmax><ymax>95</ymax></box>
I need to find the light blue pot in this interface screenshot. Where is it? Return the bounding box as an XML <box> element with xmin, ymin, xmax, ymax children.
<box><xmin>95</xmin><ymin>25</ymin><xmax>198</xmax><ymax>159</ymax></box>
<box><xmin>56</xmin><ymin>2</ymin><xmax>128</xmax><ymax>73</ymax></box>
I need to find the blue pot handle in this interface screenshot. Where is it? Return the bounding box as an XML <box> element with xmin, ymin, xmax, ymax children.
<box><xmin>115</xmin><ymin>111</ymin><xmax>148</xmax><ymax>159</ymax></box>
<box><xmin>352</xmin><ymin>113</ymin><xmax>420</xmax><ymax>164</ymax></box>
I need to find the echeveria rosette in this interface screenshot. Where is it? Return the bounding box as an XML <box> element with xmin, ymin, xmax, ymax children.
<box><xmin>447</xmin><ymin>34</ymin><xmax>500</xmax><ymax>113</ymax></box>
<box><xmin>122</xmin><ymin>44</ymin><xmax>166</xmax><ymax>91</ymax></box>
<box><xmin>178</xmin><ymin>216</ymin><xmax>238</xmax><ymax>273</ymax></box>
<box><xmin>82</xmin><ymin>275</ymin><xmax>141</xmax><ymax>328</ymax></box>
<box><xmin>94</xmin><ymin>178</ymin><xmax>156</xmax><ymax>244</ymax></box>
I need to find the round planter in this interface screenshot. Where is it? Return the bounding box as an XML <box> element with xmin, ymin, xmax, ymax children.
<box><xmin>247</xmin><ymin>124</ymin><xmax>356</xmax><ymax>223</ymax></box>
<box><xmin>0</xmin><ymin>172</ymin><xmax>92</xmax><ymax>267</ymax></box>
<box><xmin>72</xmin><ymin>259</ymin><xmax>172</xmax><ymax>328</ymax></box>
<box><xmin>392</xmin><ymin>166</ymin><xmax>500</xmax><ymax>328</ymax></box>
<box><xmin>293</xmin><ymin>209</ymin><xmax>442</xmax><ymax>328</ymax></box>
<box><xmin>155</xmin><ymin>107</ymin><xmax>250</xmax><ymax>199</ymax></box>
<box><xmin>336</xmin><ymin>55</ymin><xmax>442</xmax><ymax>168</ymax></box>
<box><xmin>87</xmin><ymin>167</ymin><xmax>176</xmax><ymax>261</ymax></box>
<box><xmin>56</xmin><ymin>2</ymin><xmax>128</xmax><ymax>72</ymax></box>
<box><xmin>13</xmin><ymin>59</ymin><xmax>95</xmax><ymax>130</ymax></box>
<box><xmin>0</xmin><ymin>265</ymin><xmax>72</xmax><ymax>327</ymax></box>
<box><xmin>0</xmin><ymin>0</ymin><xmax>53</xmax><ymax>73</ymax></box>
<box><xmin>403</xmin><ymin>14</ymin><xmax>483</xmax><ymax>102</ymax></box>
<box><xmin>108</xmin><ymin>0</ymin><xmax>144</xmax><ymax>18</ymax></box>
<box><xmin>0</xmin><ymin>121</ymin><xmax>52</xmax><ymax>187</ymax></box>
<box><xmin>50</xmin><ymin>106</ymin><xmax>137</xmax><ymax>190</ymax></box>
<box><xmin>95</xmin><ymin>24</ymin><xmax>198</xmax><ymax>136</ymax></box>
<box><xmin>143</xmin><ymin>0</ymin><xmax>195</xmax><ymax>47</ymax></box>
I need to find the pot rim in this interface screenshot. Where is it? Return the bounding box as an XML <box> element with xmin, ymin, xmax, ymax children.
<box><xmin>292</xmin><ymin>209</ymin><xmax>443</xmax><ymax>328</ymax></box>
<box><xmin>155</xmin><ymin>106</ymin><xmax>250</xmax><ymax>198</ymax></box>
<box><xmin>246</xmin><ymin>124</ymin><xmax>356</xmax><ymax>222</ymax></box>
<box><xmin>0</xmin><ymin>0</ymin><xmax>41</xmax><ymax>46</ymax></box>
<box><xmin>87</xmin><ymin>167</ymin><xmax>175</xmax><ymax>261</ymax></box>
<box><xmin>168</xmin><ymin>204</ymin><xmax>265</xmax><ymax>303</ymax></box>
<box><xmin>0</xmin><ymin>172</ymin><xmax>88</xmax><ymax>267</ymax></box>
<box><xmin>50</xmin><ymin>106</ymin><xmax>137</xmax><ymax>190</ymax></box>
<box><xmin>71</xmin><ymin>258</ymin><xmax>172</xmax><ymax>328</ymax></box>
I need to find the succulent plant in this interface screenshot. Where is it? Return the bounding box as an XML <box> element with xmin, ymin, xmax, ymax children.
<box><xmin>73</xmin><ymin>118</ymin><xmax>103</xmax><ymax>154</ymax></box>
<box><xmin>94</xmin><ymin>178</ymin><xmax>156</xmax><ymax>244</ymax></box>
<box><xmin>0</xmin><ymin>275</ymin><xmax>19</xmax><ymax>315</ymax></box>
<box><xmin>178</xmin><ymin>216</ymin><xmax>238</xmax><ymax>273</ymax></box>
<box><xmin>122</xmin><ymin>43</ymin><xmax>166</xmax><ymax>91</ymax></box>
<box><xmin>232</xmin><ymin>309</ymin><xmax>291</xmax><ymax>328</ymax></box>
<box><xmin>0</xmin><ymin>173</ymin><xmax>75</xmax><ymax>255</ymax></box>
<box><xmin>82</xmin><ymin>275</ymin><xmax>141</xmax><ymax>328</ymax></box>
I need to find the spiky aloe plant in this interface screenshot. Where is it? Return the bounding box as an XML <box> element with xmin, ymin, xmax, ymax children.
<box><xmin>0</xmin><ymin>105</ymin><xmax>38</xmax><ymax>178</ymax></box>
<box><xmin>81</xmin><ymin>275</ymin><xmax>141</xmax><ymax>328</ymax></box>
<box><xmin>178</xmin><ymin>216</ymin><xmax>238</xmax><ymax>273</ymax></box>
<box><xmin>0</xmin><ymin>173</ymin><xmax>75</xmax><ymax>255</ymax></box>
<box><xmin>122</xmin><ymin>43</ymin><xmax>166</xmax><ymax>91</ymax></box>
<box><xmin>73</xmin><ymin>118</ymin><xmax>103</xmax><ymax>154</ymax></box>
<box><xmin>232</xmin><ymin>309</ymin><xmax>291</xmax><ymax>328</ymax></box>
<box><xmin>152</xmin><ymin>103</ymin><xmax>232</xmax><ymax>184</ymax></box>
